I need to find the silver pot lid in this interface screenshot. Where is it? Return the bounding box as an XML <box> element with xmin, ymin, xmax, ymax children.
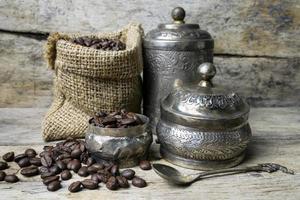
<box><xmin>160</xmin><ymin>63</ymin><xmax>250</xmax><ymax>130</ymax></box>
<box><xmin>143</xmin><ymin>7</ymin><xmax>214</xmax><ymax>51</ymax></box>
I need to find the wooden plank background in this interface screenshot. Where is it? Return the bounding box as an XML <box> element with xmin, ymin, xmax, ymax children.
<box><xmin>0</xmin><ymin>0</ymin><xmax>299</xmax><ymax>107</ymax></box>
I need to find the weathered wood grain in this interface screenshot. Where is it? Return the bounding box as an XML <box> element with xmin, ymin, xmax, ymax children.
<box><xmin>0</xmin><ymin>33</ymin><xmax>52</xmax><ymax>108</ymax></box>
<box><xmin>0</xmin><ymin>107</ymin><xmax>299</xmax><ymax>199</ymax></box>
<box><xmin>0</xmin><ymin>33</ymin><xmax>299</xmax><ymax>107</ymax></box>
<box><xmin>0</xmin><ymin>0</ymin><xmax>299</xmax><ymax>57</ymax></box>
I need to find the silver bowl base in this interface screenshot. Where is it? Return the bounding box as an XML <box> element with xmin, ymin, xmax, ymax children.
<box><xmin>92</xmin><ymin>153</ymin><xmax>140</xmax><ymax>168</ymax></box>
<box><xmin>161</xmin><ymin>148</ymin><xmax>245</xmax><ymax>170</ymax></box>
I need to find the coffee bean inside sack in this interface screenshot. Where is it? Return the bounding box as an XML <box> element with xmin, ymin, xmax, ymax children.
<box><xmin>71</xmin><ymin>37</ymin><xmax>126</xmax><ymax>51</ymax></box>
<box><xmin>0</xmin><ymin>137</ymin><xmax>151</xmax><ymax>193</ymax></box>
<box><xmin>90</xmin><ymin>109</ymin><xmax>144</xmax><ymax>128</ymax></box>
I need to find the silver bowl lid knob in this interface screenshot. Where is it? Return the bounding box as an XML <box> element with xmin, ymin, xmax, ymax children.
<box><xmin>197</xmin><ymin>63</ymin><xmax>216</xmax><ymax>87</ymax></box>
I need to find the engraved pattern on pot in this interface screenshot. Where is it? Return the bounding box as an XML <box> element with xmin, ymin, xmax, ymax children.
<box><xmin>157</xmin><ymin>121</ymin><xmax>251</xmax><ymax>160</ymax></box>
<box><xmin>174</xmin><ymin>91</ymin><xmax>242</xmax><ymax>110</ymax></box>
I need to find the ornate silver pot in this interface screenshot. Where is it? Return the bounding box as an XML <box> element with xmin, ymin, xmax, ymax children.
<box><xmin>85</xmin><ymin>114</ymin><xmax>152</xmax><ymax>168</ymax></box>
<box><xmin>156</xmin><ymin>63</ymin><xmax>252</xmax><ymax>170</ymax></box>
<box><xmin>143</xmin><ymin>7</ymin><xmax>214</xmax><ymax>134</ymax></box>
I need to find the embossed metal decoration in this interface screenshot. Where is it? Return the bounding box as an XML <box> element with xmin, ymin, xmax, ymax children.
<box><xmin>85</xmin><ymin>114</ymin><xmax>152</xmax><ymax>168</ymax></box>
<box><xmin>156</xmin><ymin>63</ymin><xmax>252</xmax><ymax>170</ymax></box>
<box><xmin>143</xmin><ymin>7</ymin><xmax>214</xmax><ymax>134</ymax></box>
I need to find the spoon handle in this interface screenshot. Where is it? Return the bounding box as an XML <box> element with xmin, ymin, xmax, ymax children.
<box><xmin>194</xmin><ymin>163</ymin><xmax>294</xmax><ymax>181</ymax></box>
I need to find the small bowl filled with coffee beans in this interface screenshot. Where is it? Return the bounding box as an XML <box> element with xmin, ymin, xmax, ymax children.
<box><xmin>85</xmin><ymin>109</ymin><xmax>152</xmax><ymax>168</ymax></box>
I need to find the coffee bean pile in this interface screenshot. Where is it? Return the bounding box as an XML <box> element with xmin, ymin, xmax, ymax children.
<box><xmin>0</xmin><ymin>138</ymin><xmax>151</xmax><ymax>193</ymax></box>
<box><xmin>71</xmin><ymin>37</ymin><xmax>126</xmax><ymax>51</ymax></box>
<box><xmin>90</xmin><ymin>109</ymin><xmax>144</xmax><ymax>128</ymax></box>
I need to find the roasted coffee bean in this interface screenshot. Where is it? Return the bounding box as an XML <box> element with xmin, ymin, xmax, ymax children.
<box><xmin>71</xmin><ymin>148</ymin><xmax>82</xmax><ymax>159</ymax></box>
<box><xmin>120</xmin><ymin>118</ymin><xmax>136</xmax><ymax>125</ymax></box>
<box><xmin>81</xmin><ymin>179</ymin><xmax>98</xmax><ymax>190</ymax></box>
<box><xmin>90</xmin><ymin>174</ymin><xmax>100</xmax><ymax>183</ymax></box>
<box><xmin>86</xmin><ymin>157</ymin><xmax>95</xmax><ymax>167</ymax></box>
<box><xmin>61</xmin><ymin>170</ymin><xmax>72</xmax><ymax>180</ymax></box>
<box><xmin>110</xmin><ymin>164</ymin><xmax>119</xmax><ymax>176</ymax></box>
<box><xmin>68</xmin><ymin>181</ymin><xmax>82</xmax><ymax>193</ymax></box>
<box><xmin>30</xmin><ymin>157</ymin><xmax>42</xmax><ymax>166</ymax></box>
<box><xmin>139</xmin><ymin>160</ymin><xmax>152</xmax><ymax>170</ymax></box>
<box><xmin>132</xmin><ymin>177</ymin><xmax>147</xmax><ymax>188</ymax></box>
<box><xmin>116</xmin><ymin>176</ymin><xmax>129</xmax><ymax>188</ymax></box>
<box><xmin>0</xmin><ymin>171</ymin><xmax>6</xmax><ymax>181</ymax></box>
<box><xmin>41</xmin><ymin>155</ymin><xmax>53</xmax><ymax>167</ymax></box>
<box><xmin>56</xmin><ymin>153</ymin><xmax>71</xmax><ymax>161</ymax></box>
<box><xmin>69</xmin><ymin>159</ymin><xmax>81</xmax><ymax>173</ymax></box>
<box><xmin>106</xmin><ymin>176</ymin><xmax>119</xmax><ymax>190</ymax></box>
<box><xmin>4</xmin><ymin>174</ymin><xmax>19</xmax><ymax>183</ymax></box>
<box><xmin>97</xmin><ymin>173</ymin><xmax>109</xmax><ymax>183</ymax></box>
<box><xmin>17</xmin><ymin>157</ymin><xmax>30</xmax><ymax>168</ymax></box>
<box><xmin>25</xmin><ymin>148</ymin><xmax>37</xmax><ymax>158</ymax></box>
<box><xmin>88</xmin><ymin>163</ymin><xmax>104</xmax><ymax>174</ymax></box>
<box><xmin>47</xmin><ymin>181</ymin><xmax>61</xmax><ymax>192</ymax></box>
<box><xmin>62</xmin><ymin>158</ymin><xmax>72</xmax><ymax>165</ymax></box>
<box><xmin>72</xmin><ymin>37</ymin><xmax>126</xmax><ymax>51</ymax></box>
<box><xmin>102</xmin><ymin>117</ymin><xmax>117</xmax><ymax>125</ymax></box>
<box><xmin>78</xmin><ymin>166</ymin><xmax>89</xmax><ymax>177</ymax></box>
<box><xmin>49</xmin><ymin>165</ymin><xmax>62</xmax><ymax>175</ymax></box>
<box><xmin>0</xmin><ymin>161</ymin><xmax>8</xmax><ymax>170</ymax></box>
<box><xmin>39</xmin><ymin>166</ymin><xmax>50</xmax><ymax>174</ymax></box>
<box><xmin>43</xmin><ymin>175</ymin><xmax>60</xmax><ymax>185</ymax></box>
<box><xmin>20</xmin><ymin>166</ymin><xmax>39</xmax><ymax>177</ymax></box>
<box><xmin>14</xmin><ymin>153</ymin><xmax>27</xmax><ymax>163</ymax></box>
<box><xmin>2</xmin><ymin>152</ymin><xmax>14</xmax><ymax>162</ymax></box>
<box><xmin>121</xmin><ymin>169</ymin><xmax>135</xmax><ymax>180</ymax></box>
<box><xmin>56</xmin><ymin>160</ymin><xmax>67</xmax><ymax>170</ymax></box>
<box><xmin>40</xmin><ymin>172</ymin><xmax>56</xmax><ymax>179</ymax></box>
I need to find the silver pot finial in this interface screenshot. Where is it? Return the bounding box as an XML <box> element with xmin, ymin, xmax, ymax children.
<box><xmin>172</xmin><ymin>7</ymin><xmax>185</xmax><ymax>24</ymax></box>
<box><xmin>197</xmin><ymin>62</ymin><xmax>216</xmax><ymax>87</ymax></box>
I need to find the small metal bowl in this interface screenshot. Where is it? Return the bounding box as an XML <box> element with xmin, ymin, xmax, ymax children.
<box><xmin>85</xmin><ymin>114</ymin><xmax>152</xmax><ymax>168</ymax></box>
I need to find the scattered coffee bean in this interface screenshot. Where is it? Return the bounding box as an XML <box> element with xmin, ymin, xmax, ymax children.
<box><xmin>0</xmin><ymin>171</ymin><xmax>6</xmax><ymax>181</ymax></box>
<box><xmin>71</xmin><ymin>148</ymin><xmax>82</xmax><ymax>159</ymax></box>
<box><xmin>121</xmin><ymin>169</ymin><xmax>135</xmax><ymax>180</ymax></box>
<box><xmin>81</xmin><ymin>179</ymin><xmax>98</xmax><ymax>190</ymax></box>
<box><xmin>0</xmin><ymin>161</ymin><xmax>8</xmax><ymax>170</ymax></box>
<box><xmin>30</xmin><ymin>157</ymin><xmax>42</xmax><ymax>166</ymax></box>
<box><xmin>2</xmin><ymin>152</ymin><xmax>14</xmax><ymax>162</ymax></box>
<box><xmin>25</xmin><ymin>148</ymin><xmax>37</xmax><ymax>158</ymax></box>
<box><xmin>91</xmin><ymin>174</ymin><xmax>100</xmax><ymax>183</ymax></box>
<box><xmin>68</xmin><ymin>181</ymin><xmax>82</xmax><ymax>193</ymax></box>
<box><xmin>78</xmin><ymin>166</ymin><xmax>89</xmax><ymax>177</ymax></box>
<box><xmin>86</xmin><ymin>157</ymin><xmax>95</xmax><ymax>167</ymax></box>
<box><xmin>41</xmin><ymin>172</ymin><xmax>56</xmax><ymax>179</ymax></box>
<box><xmin>132</xmin><ymin>177</ymin><xmax>147</xmax><ymax>188</ymax></box>
<box><xmin>61</xmin><ymin>170</ymin><xmax>72</xmax><ymax>180</ymax></box>
<box><xmin>20</xmin><ymin>166</ymin><xmax>39</xmax><ymax>177</ymax></box>
<box><xmin>49</xmin><ymin>165</ymin><xmax>62</xmax><ymax>175</ymax></box>
<box><xmin>14</xmin><ymin>153</ymin><xmax>27</xmax><ymax>163</ymax></box>
<box><xmin>116</xmin><ymin>176</ymin><xmax>129</xmax><ymax>188</ymax></box>
<box><xmin>139</xmin><ymin>160</ymin><xmax>152</xmax><ymax>170</ymax></box>
<box><xmin>55</xmin><ymin>160</ymin><xmax>67</xmax><ymax>170</ymax></box>
<box><xmin>4</xmin><ymin>174</ymin><xmax>19</xmax><ymax>183</ymax></box>
<box><xmin>47</xmin><ymin>181</ymin><xmax>61</xmax><ymax>192</ymax></box>
<box><xmin>69</xmin><ymin>159</ymin><xmax>81</xmax><ymax>173</ymax></box>
<box><xmin>97</xmin><ymin>173</ymin><xmax>109</xmax><ymax>183</ymax></box>
<box><xmin>41</xmin><ymin>155</ymin><xmax>53</xmax><ymax>168</ymax></box>
<box><xmin>106</xmin><ymin>176</ymin><xmax>119</xmax><ymax>190</ymax></box>
<box><xmin>110</xmin><ymin>164</ymin><xmax>119</xmax><ymax>176</ymax></box>
<box><xmin>39</xmin><ymin>166</ymin><xmax>50</xmax><ymax>174</ymax></box>
<box><xmin>43</xmin><ymin>175</ymin><xmax>60</xmax><ymax>185</ymax></box>
<box><xmin>17</xmin><ymin>157</ymin><xmax>31</xmax><ymax>168</ymax></box>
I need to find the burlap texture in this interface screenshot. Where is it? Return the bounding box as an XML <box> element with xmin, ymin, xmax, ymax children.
<box><xmin>42</xmin><ymin>23</ymin><xmax>143</xmax><ymax>141</ymax></box>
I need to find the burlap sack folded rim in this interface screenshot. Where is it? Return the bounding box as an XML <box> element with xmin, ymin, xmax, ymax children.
<box><xmin>45</xmin><ymin>23</ymin><xmax>143</xmax><ymax>80</ymax></box>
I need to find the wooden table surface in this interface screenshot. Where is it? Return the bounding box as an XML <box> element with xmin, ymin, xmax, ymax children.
<box><xmin>0</xmin><ymin>107</ymin><xmax>299</xmax><ymax>200</ymax></box>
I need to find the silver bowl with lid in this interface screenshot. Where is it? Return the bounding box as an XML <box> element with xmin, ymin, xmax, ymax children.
<box><xmin>156</xmin><ymin>63</ymin><xmax>251</xmax><ymax>170</ymax></box>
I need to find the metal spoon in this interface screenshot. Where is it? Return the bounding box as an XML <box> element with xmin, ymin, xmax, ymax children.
<box><xmin>153</xmin><ymin>163</ymin><xmax>294</xmax><ymax>185</ymax></box>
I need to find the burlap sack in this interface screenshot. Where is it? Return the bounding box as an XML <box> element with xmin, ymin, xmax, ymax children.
<box><xmin>42</xmin><ymin>23</ymin><xmax>143</xmax><ymax>141</ymax></box>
